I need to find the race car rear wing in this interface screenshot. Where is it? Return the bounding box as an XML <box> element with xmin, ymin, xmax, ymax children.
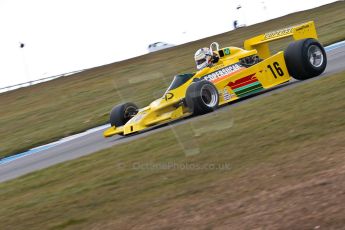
<box><xmin>244</xmin><ymin>21</ymin><xmax>318</xmax><ymax>59</ymax></box>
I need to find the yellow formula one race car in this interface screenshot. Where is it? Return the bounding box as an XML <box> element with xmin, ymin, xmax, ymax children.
<box><xmin>104</xmin><ymin>21</ymin><xmax>327</xmax><ymax>137</ymax></box>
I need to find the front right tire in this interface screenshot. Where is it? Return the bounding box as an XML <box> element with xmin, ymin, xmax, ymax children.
<box><xmin>109</xmin><ymin>102</ymin><xmax>138</xmax><ymax>127</ymax></box>
<box><xmin>185</xmin><ymin>80</ymin><xmax>219</xmax><ymax>115</ymax></box>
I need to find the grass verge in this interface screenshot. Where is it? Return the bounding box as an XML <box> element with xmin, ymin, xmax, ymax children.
<box><xmin>0</xmin><ymin>1</ymin><xmax>345</xmax><ymax>158</ymax></box>
<box><xmin>0</xmin><ymin>71</ymin><xmax>344</xmax><ymax>229</ymax></box>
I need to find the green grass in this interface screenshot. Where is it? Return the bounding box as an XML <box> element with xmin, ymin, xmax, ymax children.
<box><xmin>0</xmin><ymin>71</ymin><xmax>344</xmax><ymax>229</ymax></box>
<box><xmin>1</xmin><ymin>1</ymin><xmax>345</xmax><ymax>158</ymax></box>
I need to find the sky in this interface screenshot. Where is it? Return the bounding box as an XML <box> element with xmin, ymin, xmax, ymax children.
<box><xmin>0</xmin><ymin>0</ymin><xmax>338</xmax><ymax>88</ymax></box>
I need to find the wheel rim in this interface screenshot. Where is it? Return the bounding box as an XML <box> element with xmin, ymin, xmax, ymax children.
<box><xmin>200</xmin><ymin>84</ymin><xmax>218</xmax><ymax>107</ymax></box>
<box><xmin>308</xmin><ymin>45</ymin><xmax>324</xmax><ymax>68</ymax></box>
<box><xmin>124</xmin><ymin>106</ymin><xmax>137</xmax><ymax>120</ymax></box>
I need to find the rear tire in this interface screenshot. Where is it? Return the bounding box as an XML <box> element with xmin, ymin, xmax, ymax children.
<box><xmin>185</xmin><ymin>80</ymin><xmax>219</xmax><ymax>115</ymax></box>
<box><xmin>109</xmin><ymin>102</ymin><xmax>138</xmax><ymax>127</ymax></box>
<box><xmin>284</xmin><ymin>38</ymin><xmax>327</xmax><ymax>80</ymax></box>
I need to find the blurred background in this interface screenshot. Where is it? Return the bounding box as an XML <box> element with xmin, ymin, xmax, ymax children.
<box><xmin>0</xmin><ymin>0</ymin><xmax>338</xmax><ymax>88</ymax></box>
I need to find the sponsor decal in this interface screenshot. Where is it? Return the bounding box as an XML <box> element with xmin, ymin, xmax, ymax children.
<box><xmin>227</xmin><ymin>73</ymin><xmax>263</xmax><ymax>97</ymax></box>
<box><xmin>224</xmin><ymin>48</ymin><xmax>231</xmax><ymax>55</ymax></box>
<box><xmin>296</xmin><ymin>24</ymin><xmax>310</xmax><ymax>31</ymax></box>
<box><xmin>164</xmin><ymin>92</ymin><xmax>174</xmax><ymax>101</ymax></box>
<box><xmin>203</xmin><ymin>63</ymin><xmax>243</xmax><ymax>82</ymax></box>
<box><xmin>129</xmin><ymin>113</ymin><xmax>144</xmax><ymax>123</ymax></box>
<box><xmin>264</xmin><ymin>27</ymin><xmax>293</xmax><ymax>40</ymax></box>
<box><xmin>213</xmin><ymin>64</ymin><xmax>225</xmax><ymax>70</ymax></box>
<box><xmin>223</xmin><ymin>88</ymin><xmax>231</xmax><ymax>101</ymax></box>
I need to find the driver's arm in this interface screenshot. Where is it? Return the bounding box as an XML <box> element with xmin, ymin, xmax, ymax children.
<box><xmin>211</xmin><ymin>52</ymin><xmax>220</xmax><ymax>64</ymax></box>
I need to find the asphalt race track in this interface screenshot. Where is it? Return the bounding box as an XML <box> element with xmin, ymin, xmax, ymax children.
<box><xmin>1</xmin><ymin>43</ymin><xmax>345</xmax><ymax>183</ymax></box>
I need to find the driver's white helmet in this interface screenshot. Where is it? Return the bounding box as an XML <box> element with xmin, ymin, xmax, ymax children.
<box><xmin>194</xmin><ymin>47</ymin><xmax>212</xmax><ymax>70</ymax></box>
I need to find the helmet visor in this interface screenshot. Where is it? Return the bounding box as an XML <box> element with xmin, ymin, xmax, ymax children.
<box><xmin>196</xmin><ymin>58</ymin><xmax>206</xmax><ymax>65</ymax></box>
